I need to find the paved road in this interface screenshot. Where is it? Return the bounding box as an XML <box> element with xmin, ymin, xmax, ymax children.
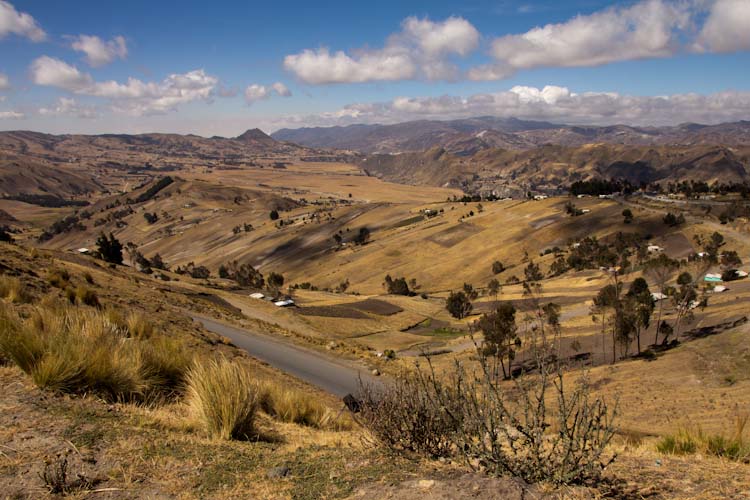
<box><xmin>191</xmin><ymin>315</ymin><xmax>378</xmax><ymax>397</ymax></box>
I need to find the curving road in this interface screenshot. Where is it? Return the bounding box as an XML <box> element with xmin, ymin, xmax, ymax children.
<box><xmin>191</xmin><ymin>315</ymin><xmax>379</xmax><ymax>397</ymax></box>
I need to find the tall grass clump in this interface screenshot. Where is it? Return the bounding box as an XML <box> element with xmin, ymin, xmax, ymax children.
<box><xmin>255</xmin><ymin>380</ymin><xmax>352</xmax><ymax>431</ymax></box>
<box><xmin>0</xmin><ymin>275</ymin><xmax>31</xmax><ymax>304</ymax></box>
<box><xmin>186</xmin><ymin>357</ymin><xmax>260</xmax><ymax>440</ymax></box>
<box><xmin>126</xmin><ymin>311</ymin><xmax>153</xmax><ymax>339</ymax></box>
<box><xmin>0</xmin><ymin>303</ymin><xmax>188</xmax><ymax>402</ymax></box>
<box><xmin>658</xmin><ymin>415</ymin><xmax>750</xmax><ymax>462</ymax></box>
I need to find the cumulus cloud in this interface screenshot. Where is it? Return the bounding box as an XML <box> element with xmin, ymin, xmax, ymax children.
<box><xmin>244</xmin><ymin>82</ymin><xmax>292</xmax><ymax>104</ymax></box>
<box><xmin>0</xmin><ymin>110</ymin><xmax>24</xmax><ymax>119</ymax></box>
<box><xmin>0</xmin><ymin>0</ymin><xmax>45</xmax><ymax>41</ymax></box>
<box><xmin>38</xmin><ymin>97</ymin><xmax>98</xmax><ymax>118</ymax></box>
<box><xmin>284</xmin><ymin>16</ymin><xmax>478</xmax><ymax>84</ymax></box>
<box><xmin>280</xmin><ymin>85</ymin><xmax>750</xmax><ymax>128</ymax></box>
<box><xmin>30</xmin><ymin>56</ymin><xmax>218</xmax><ymax>115</ymax></box>
<box><xmin>470</xmin><ymin>0</ymin><xmax>691</xmax><ymax>80</ymax></box>
<box><xmin>695</xmin><ymin>0</ymin><xmax>750</xmax><ymax>53</ymax></box>
<box><xmin>271</xmin><ymin>82</ymin><xmax>291</xmax><ymax>97</ymax></box>
<box><xmin>0</xmin><ymin>72</ymin><xmax>9</xmax><ymax>90</ymax></box>
<box><xmin>71</xmin><ymin>35</ymin><xmax>128</xmax><ymax>67</ymax></box>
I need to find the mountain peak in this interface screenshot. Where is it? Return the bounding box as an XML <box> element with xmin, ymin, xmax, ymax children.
<box><xmin>235</xmin><ymin>128</ymin><xmax>274</xmax><ymax>142</ymax></box>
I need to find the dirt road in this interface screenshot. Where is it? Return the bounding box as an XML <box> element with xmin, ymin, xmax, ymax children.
<box><xmin>191</xmin><ymin>315</ymin><xmax>378</xmax><ymax>397</ymax></box>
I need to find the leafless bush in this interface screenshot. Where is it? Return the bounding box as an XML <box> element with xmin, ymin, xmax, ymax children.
<box><xmin>358</xmin><ymin>280</ymin><xmax>618</xmax><ymax>486</ymax></box>
<box><xmin>358</xmin><ymin>373</ymin><xmax>461</xmax><ymax>458</ymax></box>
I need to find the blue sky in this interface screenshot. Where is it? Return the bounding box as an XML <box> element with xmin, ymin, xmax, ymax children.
<box><xmin>1</xmin><ymin>0</ymin><xmax>749</xmax><ymax>135</ymax></box>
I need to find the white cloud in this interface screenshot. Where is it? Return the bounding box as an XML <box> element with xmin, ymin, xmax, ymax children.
<box><xmin>30</xmin><ymin>56</ymin><xmax>93</xmax><ymax>91</ymax></box>
<box><xmin>244</xmin><ymin>82</ymin><xmax>292</xmax><ymax>104</ymax></box>
<box><xmin>71</xmin><ymin>35</ymin><xmax>128</xmax><ymax>67</ymax></box>
<box><xmin>38</xmin><ymin>97</ymin><xmax>98</xmax><ymax>118</ymax></box>
<box><xmin>30</xmin><ymin>56</ymin><xmax>218</xmax><ymax>115</ymax></box>
<box><xmin>471</xmin><ymin>0</ymin><xmax>691</xmax><ymax>80</ymax></box>
<box><xmin>0</xmin><ymin>110</ymin><xmax>24</xmax><ymax>119</ymax></box>
<box><xmin>280</xmin><ymin>86</ymin><xmax>750</xmax><ymax>128</ymax></box>
<box><xmin>271</xmin><ymin>81</ymin><xmax>291</xmax><ymax>97</ymax></box>
<box><xmin>0</xmin><ymin>0</ymin><xmax>45</xmax><ymax>41</ymax></box>
<box><xmin>284</xmin><ymin>16</ymin><xmax>478</xmax><ymax>84</ymax></box>
<box><xmin>0</xmin><ymin>72</ymin><xmax>9</xmax><ymax>90</ymax></box>
<box><xmin>695</xmin><ymin>0</ymin><xmax>750</xmax><ymax>53</ymax></box>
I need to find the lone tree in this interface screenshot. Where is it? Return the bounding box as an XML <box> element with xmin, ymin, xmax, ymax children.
<box><xmin>267</xmin><ymin>272</ymin><xmax>285</xmax><ymax>291</ymax></box>
<box><xmin>622</xmin><ymin>209</ymin><xmax>633</xmax><ymax>224</ymax></box>
<box><xmin>446</xmin><ymin>290</ymin><xmax>473</xmax><ymax>319</ymax></box>
<box><xmin>487</xmin><ymin>278</ymin><xmax>501</xmax><ymax>302</ymax></box>
<box><xmin>354</xmin><ymin>227</ymin><xmax>371</xmax><ymax>245</ymax></box>
<box><xmin>476</xmin><ymin>302</ymin><xmax>520</xmax><ymax>380</ymax></box>
<box><xmin>625</xmin><ymin>277</ymin><xmax>654</xmax><ymax>354</ymax></box>
<box><xmin>96</xmin><ymin>232</ymin><xmax>123</xmax><ymax>265</ymax></box>
<box><xmin>269</xmin><ymin>210</ymin><xmax>279</xmax><ymax>220</ymax></box>
<box><xmin>491</xmin><ymin>260</ymin><xmax>505</xmax><ymax>275</ymax></box>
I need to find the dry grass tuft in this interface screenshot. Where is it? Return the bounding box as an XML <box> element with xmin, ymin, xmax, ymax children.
<box><xmin>657</xmin><ymin>414</ymin><xmax>750</xmax><ymax>462</ymax></box>
<box><xmin>0</xmin><ymin>303</ymin><xmax>188</xmax><ymax>402</ymax></box>
<box><xmin>255</xmin><ymin>380</ymin><xmax>353</xmax><ymax>431</ymax></box>
<box><xmin>0</xmin><ymin>275</ymin><xmax>31</xmax><ymax>304</ymax></box>
<box><xmin>126</xmin><ymin>311</ymin><xmax>153</xmax><ymax>339</ymax></box>
<box><xmin>185</xmin><ymin>357</ymin><xmax>260</xmax><ymax>440</ymax></box>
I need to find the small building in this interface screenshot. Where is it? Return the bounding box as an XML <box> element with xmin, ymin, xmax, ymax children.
<box><xmin>249</xmin><ymin>292</ymin><xmax>265</xmax><ymax>299</ymax></box>
<box><xmin>76</xmin><ymin>247</ymin><xmax>91</xmax><ymax>254</ymax></box>
<box><xmin>533</xmin><ymin>195</ymin><xmax>548</xmax><ymax>201</ymax></box>
<box><xmin>704</xmin><ymin>273</ymin><xmax>722</xmax><ymax>282</ymax></box>
<box><xmin>647</xmin><ymin>245</ymin><xmax>664</xmax><ymax>253</ymax></box>
<box><xmin>651</xmin><ymin>292</ymin><xmax>668</xmax><ymax>301</ymax></box>
<box><xmin>735</xmin><ymin>270</ymin><xmax>748</xmax><ymax>279</ymax></box>
<box><xmin>274</xmin><ymin>299</ymin><xmax>295</xmax><ymax>307</ymax></box>
<box><xmin>713</xmin><ymin>285</ymin><xmax>728</xmax><ymax>293</ymax></box>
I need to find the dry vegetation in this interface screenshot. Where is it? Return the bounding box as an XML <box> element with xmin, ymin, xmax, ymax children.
<box><xmin>1</xmin><ymin>146</ymin><xmax>750</xmax><ymax>497</ymax></box>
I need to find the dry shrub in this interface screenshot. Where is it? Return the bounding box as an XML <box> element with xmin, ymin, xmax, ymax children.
<box><xmin>0</xmin><ymin>275</ymin><xmax>31</xmax><ymax>304</ymax></box>
<box><xmin>0</xmin><ymin>303</ymin><xmax>188</xmax><ymax>402</ymax></box>
<box><xmin>185</xmin><ymin>357</ymin><xmax>259</xmax><ymax>440</ymax></box>
<box><xmin>358</xmin><ymin>284</ymin><xmax>618</xmax><ymax>486</ymax></box>
<box><xmin>256</xmin><ymin>380</ymin><xmax>352</xmax><ymax>431</ymax></box>
<box><xmin>358</xmin><ymin>373</ymin><xmax>460</xmax><ymax>458</ymax></box>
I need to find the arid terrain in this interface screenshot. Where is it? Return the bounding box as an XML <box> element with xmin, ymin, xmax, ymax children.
<box><xmin>2</xmin><ymin>123</ymin><xmax>750</xmax><ymax>499</ymax></box>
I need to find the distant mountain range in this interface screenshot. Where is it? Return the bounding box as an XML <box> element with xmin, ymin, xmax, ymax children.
<box><xmin>272</xmin><ymin>118</ymin><xmax>750</xmax><ymax>155</ymax></box>
<box><xmin>0</xmin><ymin>128</ymin><xmax>328</xmax><ymax>199</ymax></box>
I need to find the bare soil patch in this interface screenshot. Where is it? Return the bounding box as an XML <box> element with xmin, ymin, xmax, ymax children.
<box><xmin>348</xmin><ymin>298</ymin><xmax>403</xmax><ymax>316</ymax></box>
<box><xmin>427</xmin><ymin>222</ymin><xmax>483</xmax><ymax>248</ymax></box>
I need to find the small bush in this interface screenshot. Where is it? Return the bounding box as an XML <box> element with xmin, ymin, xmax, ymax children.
<box><xmin>186</xmin><ymin>357</ymin><xmax>260</xmax><ymax>440</ymax></box>
<box><xmin>47</xmin><ymin>269</ymin><xmax>71</xmax><ymax>289</ymax></box>
<box><xmin>75</xmin><ymin>286</ymin><xmax>100</xmax><ymax>307</ymax></box>
<box><xmin>359</xmin><ymin>373</ymin><xmax>460</xmax><ymax>458</ymax></box>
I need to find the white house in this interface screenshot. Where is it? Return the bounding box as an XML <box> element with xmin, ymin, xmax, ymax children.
<box><xmin>647</xmin><ymin>245</ymin><xmax>664</xmax><ymax>253</ymax></box>
<box><xmin>249</xmin><ymin>292</ymin><xmax>265</xmax><ymax>299</ymax></box>
<box><xmin>274</xmin><ymin>299</ymin><xmax>295</xmax><ymax>307</ymax></box>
